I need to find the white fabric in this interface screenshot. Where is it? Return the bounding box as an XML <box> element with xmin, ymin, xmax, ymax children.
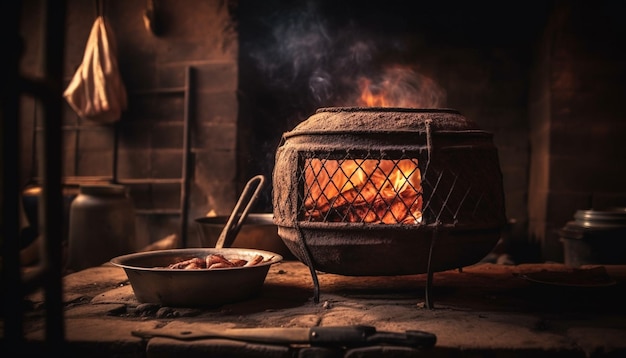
<box><xmin>64</xmin><ymin>16</ymin><xmax>127</xmax><ymax>124</ymax></box>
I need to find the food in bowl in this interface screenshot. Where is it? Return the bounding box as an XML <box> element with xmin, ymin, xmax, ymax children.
<box><xmin>164</xmin><ymin>253</ymin><xmax>270</xmax><ymax>269</ymax></box>
<box><xmin>110</xmin><ymin>248</ymin><xmax>283</xmax><ymax>307</ymax></box>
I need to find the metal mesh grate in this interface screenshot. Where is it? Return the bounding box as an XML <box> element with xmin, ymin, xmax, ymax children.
<box><xmin>419</xmin><ymin>146</ymin><xmax>505</xmax><ymax>226</ymax></box>
<box><xmin>295</xmin><ymin>146</ymin><xmax>504</xmax><ymax>227</ymax></box>
<box><xmin>297</xmin><ymin>150</ymin><xmax>424</xmax><ymax>224</ymax></box>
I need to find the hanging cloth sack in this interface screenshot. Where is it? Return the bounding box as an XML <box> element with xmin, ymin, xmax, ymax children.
<box><xmin>64</xmin><ymin>16</ymin><xmax>127</xmax><ymax>124</ymax></box>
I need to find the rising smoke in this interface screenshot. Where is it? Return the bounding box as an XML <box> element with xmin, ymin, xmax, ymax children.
<box><xmin>245</xmin><ymin>1</ymin><xmax>447</xmax><ymax>109</ymax></box>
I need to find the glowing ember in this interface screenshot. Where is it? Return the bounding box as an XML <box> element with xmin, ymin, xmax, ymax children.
<box><xmin>303</xmin><ymin>158</ymin><xmax>422</xmax><ymax>224</ymax></box>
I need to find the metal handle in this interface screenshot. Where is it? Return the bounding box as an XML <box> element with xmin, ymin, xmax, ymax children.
<box><xmin>131</xmin><ymin>325</ymin><xmax>437</xmax><ymax>349</ymax></box>
<box><xmin>215</xmin><ymin>175</ymin><xmax>266</xmax><ymax>249</ymax></box>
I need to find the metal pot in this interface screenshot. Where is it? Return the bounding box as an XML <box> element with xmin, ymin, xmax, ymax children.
<box><xmin>195</xmin><ymin>213</ymin><xmax>293</xmax><ymax>259</ymax></box>
<box><xmin>20</xmin><ymin>184</ymin><xmax>78</xmax><ymax>248</ymax></box>
<box><xmin>110</xmin><ymin>248</ymin><xmax>282</xmax><ymax>307</ymax></box>
<box><xmin>560</xmin><ymin>208</ymin><xmax>626</xmax><ymax>267</ymax></box>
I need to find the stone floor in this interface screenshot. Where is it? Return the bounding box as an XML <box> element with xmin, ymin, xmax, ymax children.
<box><xmin>7</xmin><ymin>259</ymin><xmax>626</xmax><ymax>357</ymax></box>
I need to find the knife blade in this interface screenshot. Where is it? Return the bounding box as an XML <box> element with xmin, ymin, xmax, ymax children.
<box><xmin>131</xmin><ymin>325</ymin><xmax>436</xmax><ymax>349</ymax></box>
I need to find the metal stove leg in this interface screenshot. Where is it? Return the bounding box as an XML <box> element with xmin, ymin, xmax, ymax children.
<box><xmin>294</xmin><ymin>224</ymin><xmax>321</xmax><ymax>303</ymax></box>
<box><xmin>425</xmin><ymin>227</ymin><xmax>438</xmax><ymax>309</ymax></box>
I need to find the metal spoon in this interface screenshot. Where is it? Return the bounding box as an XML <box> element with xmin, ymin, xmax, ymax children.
<box><xmin>215</xmin><ymin>175</ymin><xmax>266</xmax><ymax>249</ymax></box>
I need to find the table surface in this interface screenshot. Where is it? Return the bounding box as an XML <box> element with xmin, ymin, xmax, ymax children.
<box><xmin>15</xmin><ymin>260</ymin><xmax>626</xmax><ymax>357</ymax></box>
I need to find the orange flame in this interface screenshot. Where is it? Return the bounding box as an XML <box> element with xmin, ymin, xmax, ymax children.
<box><xmin>355</xmin><ymin>65</ymin><xmax>446</xmax><ymax>108</ymax></box>
<box><xmin>358</xmin><ymin>78</ymin><xmax>389</xmax><ymax>107</ymax></box>
<box><xmin>304</xmin><ymin>158</ymin><xmax>422</xmax><ymax>224</ymax></box>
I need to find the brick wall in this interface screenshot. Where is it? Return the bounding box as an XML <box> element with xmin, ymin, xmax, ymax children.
<box><xmin>236</xmin><ymin>0</ymin><xmax>548</xmax><ymax>263</ymax></box>
<box><xmin>529</xmin><ymin>0</ymin><xmax>626</xmax><ymax>261</ymax></box>
<box><xmin>18</xmin><ymin>0</ymin><xmax>626</xmax><ymax>263</ymax></box>
<box><xmin>20</xmin><ymin>0</ymin><xmax>240</xmax><ymax>249</ymax></box>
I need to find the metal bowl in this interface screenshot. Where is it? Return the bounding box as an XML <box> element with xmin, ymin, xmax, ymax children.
<box><xmin>110</xmin><ymin>248</ymin><xmax>283</xmax><ymax>307</ymax></box>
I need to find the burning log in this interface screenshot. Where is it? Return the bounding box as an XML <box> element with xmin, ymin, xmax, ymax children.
<box><xmin>303</xmin><ymin>158</ymin><xmax>423</xmax><ymax>223</ymax></box>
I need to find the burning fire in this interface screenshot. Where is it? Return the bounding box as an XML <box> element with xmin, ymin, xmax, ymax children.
<box><xmin>300</xmin><ymin>65</ymin><xmax>442</xmax><ymax>224</ymax></box>
<box><xmin>355</xmin><ymin>65</ymin><xmax>446</xmax><ymax>108</ymax></box>
<box><xmin>304</xmin><ymin>158</ymin><xmax>422</xmax><ymax>224</ymax></box>
<box><xmin>358</xmin><ymin>78</ymin><xmax>390</xmax><ymax>107</ymax></box>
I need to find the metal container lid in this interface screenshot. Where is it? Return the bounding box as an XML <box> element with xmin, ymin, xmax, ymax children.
<box><xmin>78</xmin><ymin>184</ymin><xmax>127</xmax><ymax>196</ymax></box>
<box><xmin>574</xmin><ymin>208</ymin><xmax>626</xmax><ymax>229</ymax></box>
<box><xmin>560</xmin><ymin>208</ymin><xmax>626</xmax><ymax>240</ymax></box>
<box><xmin>283</xmin><ymin>107</ymin><xmax>484</xmax><ymax>138</ymax></box>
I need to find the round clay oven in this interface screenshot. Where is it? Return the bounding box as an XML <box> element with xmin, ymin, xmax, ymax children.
<box><xmin>273</xmin><ymin>107</ymin><xmax>506</xmax><ymax>276</ymax></box>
